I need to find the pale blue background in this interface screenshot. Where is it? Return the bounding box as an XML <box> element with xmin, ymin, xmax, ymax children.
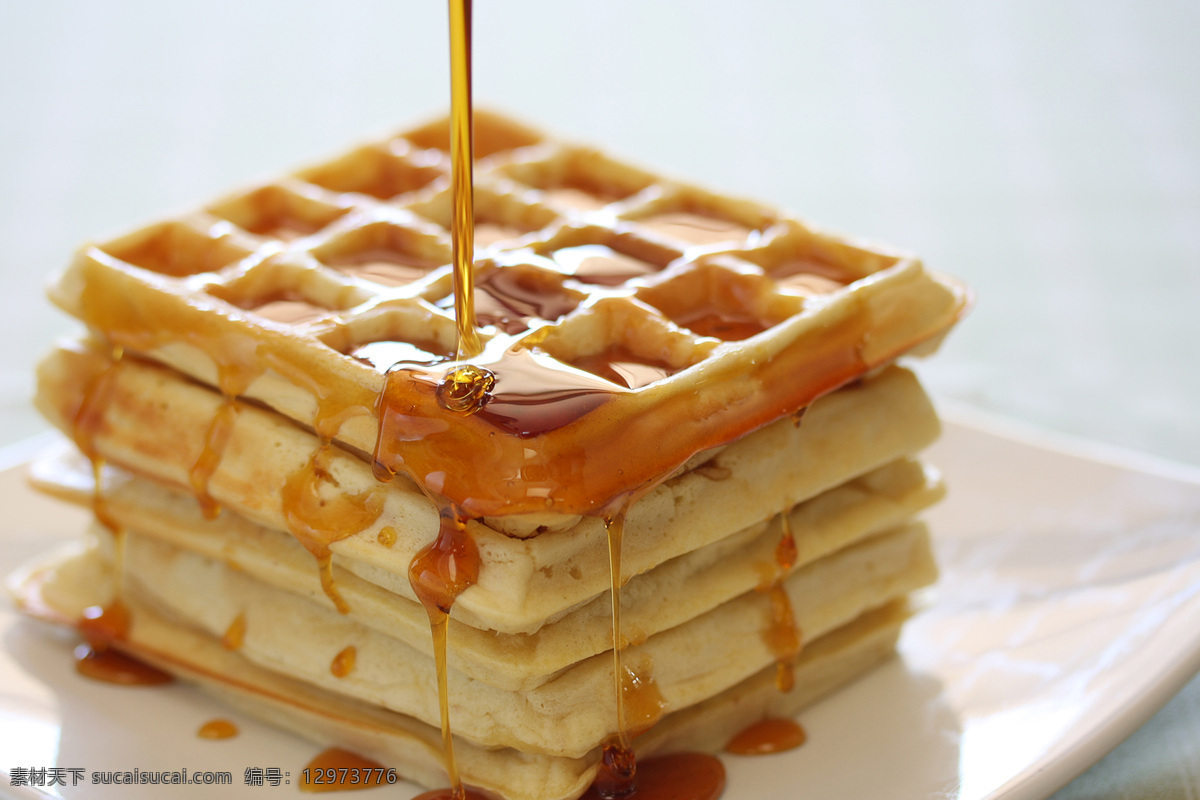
<box><xmin>1</xmin><ymin>2</ymin><xmax>1197</xmax><ymax>797</ymax></box>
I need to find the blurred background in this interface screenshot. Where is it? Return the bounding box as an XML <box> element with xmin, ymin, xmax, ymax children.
<box><xmin>1</xmin><ymin>1</ymin><xmax>1196</xmax><ymax>797</ymax></box>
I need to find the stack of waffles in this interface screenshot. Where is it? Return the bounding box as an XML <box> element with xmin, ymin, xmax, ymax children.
<box><xmin>12</xmin><ymin>111</ymin><xmax>968</xmax><ymax>800</ymax></box>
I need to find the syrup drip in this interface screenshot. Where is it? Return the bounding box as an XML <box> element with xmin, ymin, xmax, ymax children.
<box><xmin>71</xmin><ymin>346</ymin><xmax>124</xmax><ymax>533</ymax></box>
<box><xmin>75</xmin><ymin>601</ymin><xmax>172</xmax><ymax>686</ymax></box>
<box><xmin>185</xmin><ymin>355</ymin><xmax>259</xmax><ymax>519</ymax></box>
<box><xmin>79</xmin><ymin>601</ymin><xmax>130</xmax><ymax>648</ymax></box>
<box><xmin>377</xmin><ymin>526</ymin><xmax>398</xmax><ymax>547</ymax></box>
<box><xmin>198</xmin><ymin>719</ymin><xmax>239</xmax><ymax>740</ymax></box>
<box><xmin>281</xmin><ymin>443</ymin><xmax>386</xmax><ymax>613</ymax></box>
<box><xmin>301</xmin><ymin>748</ymin><xmax>394</xmax><ymax>793</ymax></box>
<box><xmin>595</xmin><ymin>507</ymin><xmax>667</xmax><ymax>799</ymax></box>
<box><xmin>189</xmin><ymin>398</ymin><xmax>239</xmax><ymax>519</ymax></box>
<box><xmin>331</xmin><ymin>645</ymin><xmax>357</xmax><ymax>678</ymax></box>
<box><xmin>222</xmin><ymin>612</ymin><xmax>247</xmax><ymax>651</ymax></box>
<box><xmin>762</xmin><ymin>511</ymin><xmax>801</xmax><ymax>692</ymax></box>
<box><xmin>582</xmin><ymin>753</ymin><xmax>726</xmax><ymax>800</ymax></box>
<box><xmin>604</xmin><ymin>510</ymin><xmax>634</xmax><ymax>795</ymax></box>
<box><xmin>407</xmin><ymin>505</ymin><xmax>480</xmax><ymax>799</ymax></box>
<box><xmin>74</xmin><ymin>644</ymin><xmax>173</xmax><ymax>686</ymax></box>
<box><xmin>724</xmin><ymin>718</ymin><xmax>806</xmax><ymax>755</ymax></box>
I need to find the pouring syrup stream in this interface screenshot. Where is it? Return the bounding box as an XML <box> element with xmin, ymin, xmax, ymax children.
<box><xmin>448</xmin><ymin>0</ymin><xmax>481</xmax><ymax>361</ymax></box>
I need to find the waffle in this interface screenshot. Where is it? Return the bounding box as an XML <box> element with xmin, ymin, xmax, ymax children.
<box><xmin>49</xmin><ymin>110</ymin><xmax>967</xmax><ymax>521</ymax></box>
<box><xmin>13</xmin><ymin>111</ymin><xmax>969</xmax><ymax>800</ymax></box>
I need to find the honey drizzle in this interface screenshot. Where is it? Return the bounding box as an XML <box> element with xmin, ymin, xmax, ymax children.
<box><xmin>763</xmin><ymin>509</ymin><xmax>802</xmax><ymax>692</ymax></box>
<box><xmin>70</xmin><ymin>345</ymin><xmax>125</xmax><ymax>534</ymax></box>
<box><xmin>371</xmin><ymin>9</ymin><xmax>491</xmax><ymax>787</ymax></box>
<box><xmin>187</xmin><ymin>356</ymin><xmax>260</xmax><ymax>518</ymax></box>
<box><xmin>595</xmin><ymin>505</ymin><xmax>668</xmax><ymax>799</ymax></box>
<box><xmin>68</xmin><ymin>346</ymin><xmax>158</xmax><ymax>688</ymax></box>
<box><xmin>189</xmin><ymin>397</ymin><xmax>239</xmax><ymax>519</ymax></box>
<box><xmin>601</xmin><ymin>509</ymin><xmax>636</xmax><ymax>797</ymax></box>
<box><xmin>407</xmin><ymin>505</ymin><xmax>480</xmax><ymax>800</ymax></box>
<box><xmin>448</xmin><ymin>0</ymin><xmax>481</xmax><ymax>360</ymax></box>
<box><xmin>280</xmin><ymin>443</ymin><xmax>385</xmax><ymax>613</ymax></box>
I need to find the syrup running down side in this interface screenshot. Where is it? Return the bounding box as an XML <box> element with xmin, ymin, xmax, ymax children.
<box><xmin>763</xmin><ymin>510</ymin><xmax>802</xmax><ymax>692</ymax></box>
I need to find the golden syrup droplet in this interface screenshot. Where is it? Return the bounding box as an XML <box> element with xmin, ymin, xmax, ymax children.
<box><xmin>725</xmin><ymin>717</ymin><xmax>807</xmax><ymax>755</ymax></box>
<box><xmin>620</xmin><ymin>663</ymin><xmax>667</xmax><ymax>736</ymax></box>
<box><xmin>198</xmin><ymin>718</ymin><xmax>239</xmax><ymax>740</ymax></box>
<box><xmin>776</xmin><ymin>514</ymin><xmax>798</xmax><ymax>573</ymax></box>
<box><xmin>408</xmin><ymin>511</ymin><xmax>481</xmax><ymax>616</ymax></box>
<box><xmin>221</xmin><ymin>612</ymin><xmax>247</xmax><ymax>651</ymax></box>
<box><xmin>766</xmin><ymin>584</ymin><xmax>801</xmax><ymax>692</ymax></box>
<box><xmin>79</xmin><ymin>601</ymin><xmax>131</xmax><ymax>650</ymax></box>
<box><xmin>377</xmin><ymin>526</ymin><xmax>397</xmax><ymax>547</ymax></box>
<box><xmin>436</xmin><ymin>364</ymin><xmax>495</xmax><ymax>414</ymax></box>
<box><xmin>331</xmin><ymin>645</ymin><xmax>357</xmax><ymax>678</ymax></box>
<box><xmin>758</xmin><ymin>509</ymin><xmax>802</xmax><ymax>691</ymax></box>
<box><xmin>584</xmin><ymin>752</ymin><xmax>726</xmax><ymax>800</ymax></box>
<box><xmin>408</xmin><ymin>507</ymin><xmax>480</xmax><ymax>798</ymax></box>
<box><xmin>594</xmin><ymin>740</ymin><xmax>637</xmax><ymax>800</ymax></box>
<box><xmin>74</xmin><ymin>643</ymin><xmax>173</xmax><ymax>686</ymax></box>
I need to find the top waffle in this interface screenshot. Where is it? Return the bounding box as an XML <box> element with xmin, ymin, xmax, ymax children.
<box><xmin>49</xmin><ymin>110</ymin><xmax>968</xmax><ymax>520</ymax></box>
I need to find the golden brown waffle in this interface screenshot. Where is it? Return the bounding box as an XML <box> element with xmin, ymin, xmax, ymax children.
<box><xmin>49</xmin><ymin>109</ymin><xmax>969</xmax><ymax>520</ymax></box>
